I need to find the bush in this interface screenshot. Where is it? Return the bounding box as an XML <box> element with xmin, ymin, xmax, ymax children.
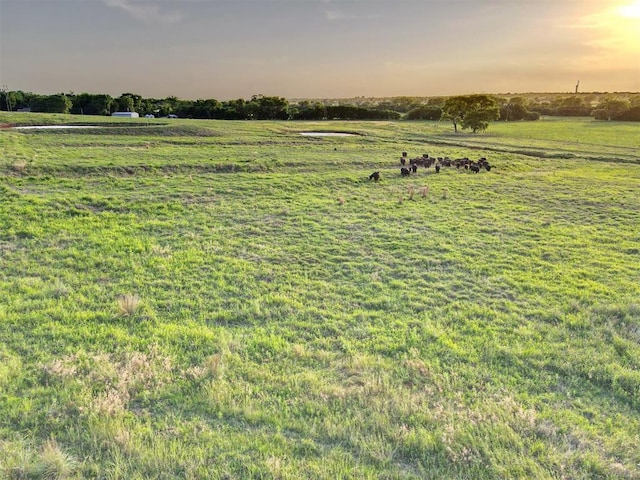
<box><xmin>616</xmin><ymin>106</ymin><xmax>640</xmax><ymax>121</ymax></box>
<box><xmin>405</xmin><ymin>106</ymin><xmax>442</xmax><ymax>120</ymax></box>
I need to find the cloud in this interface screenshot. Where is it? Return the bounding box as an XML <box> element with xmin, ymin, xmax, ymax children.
<box><xmin>103</xmin><ymin>0</ymin><xmax>184</xmax><ymax>24</ymax></box>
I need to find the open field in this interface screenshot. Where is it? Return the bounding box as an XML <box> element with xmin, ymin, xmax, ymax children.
<box><xmin>1</xmin><ymin>113</ymin><xmax>639</xmax><ymax>479</ymax></box>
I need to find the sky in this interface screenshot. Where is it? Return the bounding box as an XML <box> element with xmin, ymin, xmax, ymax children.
<box><xmin>0</xmin><ymin>0</ymin><xmax>639</xmax><ymax>100</ymax></box>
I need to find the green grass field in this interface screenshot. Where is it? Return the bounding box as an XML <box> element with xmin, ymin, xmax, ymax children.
<box><xmin>1</xmin><ymin>113</ymin><xmax>639</xmax><ymax>479</ymax></box>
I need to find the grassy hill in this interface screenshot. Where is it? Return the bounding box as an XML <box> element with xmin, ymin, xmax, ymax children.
<box><xmin>1</xmin><ymin>113</ymin><xmax>639</xmax><ymax>479</ymax></box>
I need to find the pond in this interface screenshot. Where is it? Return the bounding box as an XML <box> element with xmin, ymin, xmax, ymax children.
<box><xmin>299</xmin><ymin>132</ymin><xmax>357</xmax><ymax>137</ymax></box>
<box><xmin>12</xmin><ymin>125</ymin><xmax>102</xmax><ymax>130</ymax></box>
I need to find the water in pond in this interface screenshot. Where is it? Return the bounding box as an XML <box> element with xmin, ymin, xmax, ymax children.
<box><xmin>13</xmin><ymin>125</ymin><xmax>101</xmax><ymax>130</ymax></box>
<box><xmin>299</xmin><ymin>132</ymin><xmax>356</xmax><ymax>137</ymax></box>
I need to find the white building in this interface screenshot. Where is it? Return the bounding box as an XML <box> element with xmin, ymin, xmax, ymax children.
<box><xmin>111</xmin><ymin>112</ymin><xmax>139</xmax><ymax>118</ymax></box>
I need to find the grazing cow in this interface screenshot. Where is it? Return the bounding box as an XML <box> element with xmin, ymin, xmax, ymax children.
<box><xmin>401</xmin><ymin>167</ymin><xmax>411</xmax><ymax>177</ymax></box>
<box><xmin>478</xmin><ymin>157</ymin><xmax>491</xmax><ymax>171</ymax></box>
<box><xmin>411</xmin><ymin>164</ymin><xmax>418</xmax><ymax>173</ymax></box>
<box><xmin>455</xmin><ymin>157</ymin><xmax>470</xmax><ymax>169</ymax></box>
<box><xmin>402</xmin><ymin>152</ymin><xmax>408</xmax><ymax>158</ymax></box>
<box><xmin>369</xmin><ymin>171</ymin><xmax>381</xmax><ymax>182</ymax></box>
<box><xmin>400</xmin><ymin>157</ymin><xmax>406</xmax><ymax>165</ymax></box>
<box><xmin>470</xmin><ymin>163</ymin><xmax>480</xmax><ymax>173</ymax></box>
<box><xmin>435</xmin><ymin>164</ymin><xmax>441</xmax><ymax>173</ymax></box>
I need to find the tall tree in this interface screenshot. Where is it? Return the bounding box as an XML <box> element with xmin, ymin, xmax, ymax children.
<box><xmin>499</xmin><ymin>96</ymin><xmax>540</xmax><ymax>121</ymax></box>
<box><xmin>70</xmin><ymin>93</ymin><xmax>113</xmax><ymax>115</ymax></box>
<box><xmin>192</xmin><ymin>98</ymin><xmax>222</xmax><ymax>119</ymax></box>
<box><xmin>223</xmin><ymin>98</ymin><xmax>248</xmax><ymax>119</ymax></box>
<box><xmin>115</xmin><ymin>93</ymin><xmax>143</xmax><ymax>113</ymax></box>
<box><xmin>441</xmin><ymin>96</ymin><xmax>466</xmax><ymax>132</ymax></box>
<box><xmin>247</xmin><ymin>95</ymin><xmax>289</xmax><ymax>120</ymax></box>
<box><xmin>0</xmin><ymin>90</ymin><xmax>29</xmax><ymax>111</ymax></box>
<box><xmin>592</xmin><ymin>97</ymin><xmax>630</xmax><ymax>121</ymax></box>
<box><xmin>30</xmin><ymin>93</ymin><xmax>72</xmax><ymax>113</ymax></box>
<box><xmin>552</xmin><ymin>96</ymin><xmax>591</xmax><ymax>116</ymax></box>
<box><xmin>289</xmin><ymin>101</ymin><xmax>326</xmax><ymax>120</ymax></box>
<box><xmin>441</xmin><ymin>94</ymin><xmax>500</xmax><ymax>132</ymax></box>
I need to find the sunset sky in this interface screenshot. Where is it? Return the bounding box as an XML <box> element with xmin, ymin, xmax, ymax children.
<box><xmin>1</xmin><ymin>0</ymin><xmax>639</xmax><ymax>100</ymax></box>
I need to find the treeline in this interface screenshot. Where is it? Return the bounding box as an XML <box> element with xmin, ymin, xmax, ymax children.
<box><xmin>525</xmin><ymin>95</ymin><xmax>640</xmax><ymax>119</ymax></box>
<box><xmin>1</xmin><ymin>90</ymin><xmax>639</xmax><ymax>121</ymax></box>
<box><xmin>417</xmin><ymin>95</ymin><xmax>640</xmax><ymax>121</ymax></box>
<box><xmin>0</xmin><ymin>91</ymin><xmax>400</xmax><ymax>120</ymax></box>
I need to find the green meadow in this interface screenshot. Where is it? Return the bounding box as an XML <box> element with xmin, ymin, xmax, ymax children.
<box><xmin>1</xmin><ymin>114</ymin><xmax>639</xmax><ymax>479</ymax></box>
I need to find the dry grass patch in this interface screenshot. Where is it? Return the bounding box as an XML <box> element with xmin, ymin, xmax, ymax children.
<box><xmin>11</xmin><ymin>160</ymin><xmax>28</xmax><ymax>173</ymax></box>
<box><xmin>33</xmin><ymin>439</ymin><xmax>77</xmax><ymax>480</ymax></box>
<box><xmin>0</xmin><ymin>438</ymin><xmax>34</xmax><ymax>480</ymax></box>
<box><xmin>117</xmin><ymin>293</ymin><xmax>141</xmax><ymax>316</ymax></box>
<box><xmin>204</xmin><ymin>353</ymin><xmax>224</xmax><ymax>378</ymax></box>
<box><xmin>42</xmin><ymin>346</ymin><xmax>173</xmax><ymax>417</ymax></box>
<box><xmin>292</xmin><ymin>343</ymin><xmax>308</xmax><ymax>359</ymax></box>
<box><xmin>185</xmin><ymin>353</ymin><xmax>224</xmax><ymax>381</ymax></box>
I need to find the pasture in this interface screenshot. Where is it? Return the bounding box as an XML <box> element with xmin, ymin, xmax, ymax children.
<box><xmin>1</xmin><ymin>114</ymin><xmax>639</xmax><ymax>479</ymax></box>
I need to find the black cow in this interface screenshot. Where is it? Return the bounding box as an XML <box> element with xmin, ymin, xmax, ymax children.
<box><xmin>478</xmin><ymin>158</ymin><xmax>491</xmax><ymax>171</ymax></box>
<box><xmin>401</xmin><ymin>167</ymin><xmax>411</xmax><ymax>177</ymax></box>
<box><xmin>369</xmin><ymin>171</ymin><xmax>381</xmax><ymax>182</ymax></box>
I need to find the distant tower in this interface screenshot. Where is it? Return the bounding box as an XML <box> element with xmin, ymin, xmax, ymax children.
<box><xmin>575</xmin><ymin>80</ymin><xmax>580</xmax><ymax>94</ymax></box>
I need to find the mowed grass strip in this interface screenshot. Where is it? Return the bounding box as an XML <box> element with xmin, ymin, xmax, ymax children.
<box><xmin>1</xmin><ymin>114</ymin><xmax>639</xmax><ymax>479</ymax></box>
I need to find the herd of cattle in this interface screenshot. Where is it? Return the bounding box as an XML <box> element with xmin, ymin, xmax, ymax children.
<box><xmin>369</xmin><ymin>152</ymin><xmax>492</xmax><ymax>182</ymax></box>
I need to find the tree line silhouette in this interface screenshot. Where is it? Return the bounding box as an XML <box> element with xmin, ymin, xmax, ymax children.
<box><xmin>1</xmin><ymin>90</ymin><xmax>638</xmax><ymax>121</ymax></box>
